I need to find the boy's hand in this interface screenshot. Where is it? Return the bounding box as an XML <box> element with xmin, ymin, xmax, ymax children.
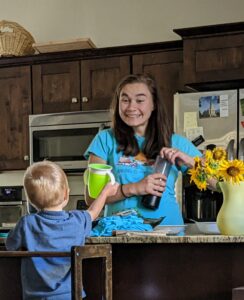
<box><xmin>101</xmin><ymin>182</ymin><xmax>119</xmax><ymax>197</ymax></box>
<box><xmin>87</xmin><ymin>182</ymin><xmax>119</xmax><ymax>221</ymax></box>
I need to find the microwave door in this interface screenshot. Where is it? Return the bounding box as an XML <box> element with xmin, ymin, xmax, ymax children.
<box><xmin>30</xmin><ymin>122</ymin><xmax>106</xmax><ymax>170</ymax></box>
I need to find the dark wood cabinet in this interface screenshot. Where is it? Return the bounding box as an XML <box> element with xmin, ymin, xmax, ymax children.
<box><xmin>81</xmin><ymin>56</ymin><xmax>130</xmax><ymax>110</ymax></box>
<box><xmin>32</xmin><ymin>61</ymin><xmax>80</xmax><ymax>113</ymax></box>
<box><xmin>0</xmin><ymin>66</ymin><xmax>31</xmax><ymax>170</ymax></box>
<box><xmin>174</xmin><ymin>22</ymin><xmax>244</xmax><ymax>90</ymax></box>
<box><xmin>0</xmin><ymin>42</ymin><xmax>182</xmax><ymax>171</ymax></box>
<box><xmin>133</xmin><ymin>48</ymin><xmax>184</xmax><ymax>124</ymax></box>
<box><xmin>32</xmin><ymin>56</ymin><xmax>130</xmax><ymax>113</ymax></box>
<box><xmin>1</xmin><ymin>23</ymin><xmax>244</xmax><ymax>171</ymax></box>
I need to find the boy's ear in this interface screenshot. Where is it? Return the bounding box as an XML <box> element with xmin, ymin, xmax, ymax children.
<box><xmin>64</xmin><ymin>187</ymin><xmax>70</xmax><ymax>201</ymax></box>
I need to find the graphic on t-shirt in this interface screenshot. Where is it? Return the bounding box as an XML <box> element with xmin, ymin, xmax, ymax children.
<box><xmin>118</xmin><ymin>152</ymin><xmax>154</xmax><ymax>167</ymax></box>
<box><xmin>134</xmin><ymin>152</ymin><xmax>147</xmax><ymax>163</ymax></box>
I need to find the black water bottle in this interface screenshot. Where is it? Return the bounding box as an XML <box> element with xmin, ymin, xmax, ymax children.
<box><xmin>141</xmin><ymin>156</ymin><xmax>171</xmax><ymax>210</ymax></box>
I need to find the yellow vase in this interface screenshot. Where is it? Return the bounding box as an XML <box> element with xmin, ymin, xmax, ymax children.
<box><xmin>217</xmin><ymin>181</ymin><xmax>244</xmax><ymax>235</ymax></box>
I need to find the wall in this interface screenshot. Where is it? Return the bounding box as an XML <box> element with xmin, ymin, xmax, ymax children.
<box><xmin>0</xmin><ymin>0</ymin><xmax>243</xmax><ymax>47</ymax></box>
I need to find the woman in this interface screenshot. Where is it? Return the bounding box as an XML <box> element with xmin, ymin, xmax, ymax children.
<box><xmin>85</xmin><ymin>74</ymin><xmax>201</xmax><ymax>225</ymax></box>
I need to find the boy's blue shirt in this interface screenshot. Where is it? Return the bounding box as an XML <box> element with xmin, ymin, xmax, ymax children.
<box><xmin>6</xmin><ymin>210</ymin><xmax>92</xmax><ymax>300</ymax></box>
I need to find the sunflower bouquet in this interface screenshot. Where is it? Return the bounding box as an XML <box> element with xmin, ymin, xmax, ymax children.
<box><xmin>188</xmin><ymin>147</ymin><xmax>244</xmax><ymax>191</ymax></box>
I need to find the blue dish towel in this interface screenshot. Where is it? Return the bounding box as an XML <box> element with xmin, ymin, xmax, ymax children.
<box><xmin>91</xmin><ymin>214</ymin><xmax>153</xmax><ymax>236</ymax></box>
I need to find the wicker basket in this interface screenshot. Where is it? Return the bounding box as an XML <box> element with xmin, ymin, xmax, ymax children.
<box><xmin>0</xmin><ymin>20</ymin><xmax>35</xmax><ymax>57</ymax></box>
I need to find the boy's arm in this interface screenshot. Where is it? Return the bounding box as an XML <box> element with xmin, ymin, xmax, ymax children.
<box><xmin>5</xmin><ymin>219</ymin><xmax>25</xmax><ymax>250</ymax></box>
<box><xmin>87</xmin><ymin>183</ymin><xmax>119</xmax><ymax>221</ymax></box>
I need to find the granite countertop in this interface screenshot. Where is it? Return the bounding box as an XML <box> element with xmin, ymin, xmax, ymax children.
<box><xmin>1</xmin><ymin>234</ymin><xmax>244</xmax><ymax>247</ymax></box>
<box><xmin>86</xmin><ymin>233</ymin><xmax>244</xmax><ymax>244</ymax></box>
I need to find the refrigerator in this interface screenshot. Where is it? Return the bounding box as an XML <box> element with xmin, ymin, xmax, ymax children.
<box><xmin>174</xmin><ymin>89</ymin><xmax>244</xmax><ymax>221</ymax></box>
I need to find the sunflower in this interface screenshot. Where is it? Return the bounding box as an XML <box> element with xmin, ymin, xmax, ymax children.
<box><xmin>188</xmin><ymin>160</ymin><xmax>209</xmax><ymax>191</ymax></box>
<box><xmin>193</xmin><ymin>156</ymin><xmax>202</xmax><ymax>169</ymax></box>
<box><xmin>212</xmin><ymin>147</ymin><xmax>227</xmax><ymax>161</ymax></box>
<box><xmin>207</xmin><ymin>159</ymin><xmax>219</xmax><ymax>175</ymax></box>
<box><xmin>218</xmin><ymin>159</ymin><xmax>244</xmax><ymax>184</ymax></box>
<box><xmin>189</xmin><ymin>147</ymin><xmax>244</xmax><ymax>191</ymax></box>
<box><xmin>205</xmin><ymin>149</ymin><xmax>213</xmax><ymax>161</ymax></box>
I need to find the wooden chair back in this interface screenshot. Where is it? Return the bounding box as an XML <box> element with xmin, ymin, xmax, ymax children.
<box><xmin>0</xmin><ymin>244</ymin><xmax>112</xmax><ymax>300</ymax></box>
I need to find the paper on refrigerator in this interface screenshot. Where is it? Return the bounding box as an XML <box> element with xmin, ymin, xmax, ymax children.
<box><xmin>183</xmin><ymin>112</ymin><xmax>204</xmax><ymax>141</ymax></box>
<box><xmin>183</xmin><ymin>112</ymin><xmax>197</xmax><ymax>131</ymax></box>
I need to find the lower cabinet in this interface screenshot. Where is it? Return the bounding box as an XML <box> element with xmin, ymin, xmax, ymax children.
<box><xmin>0</xmin><ymin>66</ymin><xmax>31</xmax><ymax>170</ymax></box>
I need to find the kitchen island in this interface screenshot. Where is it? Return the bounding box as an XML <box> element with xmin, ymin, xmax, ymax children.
<box><xmin>1</xmin><ymin>234</ymin><xmax>244</xmax><ymax>299</ymax></box>
<box><xmin>84</xmin><ymin>234</ymin><xmax>244</xmax><ymax>300</ymax></box>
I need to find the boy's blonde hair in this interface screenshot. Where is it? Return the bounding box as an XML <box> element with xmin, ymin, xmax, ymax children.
<box><xmin>24</xmin><ymin>161</ymin><xmax>69</xmax><ymax>210</ymax></box>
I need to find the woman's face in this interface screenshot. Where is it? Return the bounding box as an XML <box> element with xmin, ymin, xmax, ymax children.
<box><xmin>118</xmin><ymin>83</ymin><xmax>154</xmax><ymax>136</ymax></box>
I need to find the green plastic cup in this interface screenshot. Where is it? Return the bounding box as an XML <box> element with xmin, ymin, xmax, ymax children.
<box><xmin>84</xmin><ymin>163</ymin><xmax>115</xmax><ymax>198</ymax></box>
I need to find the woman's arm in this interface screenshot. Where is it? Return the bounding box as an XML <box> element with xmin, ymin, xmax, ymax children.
<box><xmin>160</xmin><ymin>147</ymin><xmax>195</xmax><ymax>169</ymax></box>
<box><xmin>160</xmin><ymin>147</ymin><xmax>218</xmax><ymax>191</ymax></box>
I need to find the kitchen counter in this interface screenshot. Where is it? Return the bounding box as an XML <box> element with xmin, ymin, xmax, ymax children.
<box><xmin>86</xmin><ymin>233</ymin><xmax>244</xmax><ymax>244</ymax></box>
<box><xmin>2</xmin><ymin>233</ymin><xmax>244</xmax><ymax>246</ymax></box>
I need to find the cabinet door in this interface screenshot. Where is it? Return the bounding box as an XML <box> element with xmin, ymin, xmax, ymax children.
<box><xmin>133</xmin><ymin>51</ymin><xmax>184</xmax><ymax>126</ymax></box>
<box><xmin>32</xmin><ymin>61</ymin><xmax>80</xmax><ymax>114</ymax></box>
<box><xmin>183</xmin><ymin>34</ymin><xmax>244</xmax><ymax>87</ymax></box>
<box><xmin>0</xmin><ymin>66</ymin><xmax>31</xmax><ymax>170</ymax></box>
<box><xmin>81</xmin><ymin>56</ymin><xmax>130</xmax><ymax>110</ymax></box>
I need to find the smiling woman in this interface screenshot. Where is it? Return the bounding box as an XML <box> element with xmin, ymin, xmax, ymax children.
<box><xmin>118</xmin><ymin>82</ymin><xmax>154</xmax><ymax>137</ymax></box>
<box><xmin>84</xmin><ymin>74</ymin><xmax>203</xmax><ymax>227</ymax></box>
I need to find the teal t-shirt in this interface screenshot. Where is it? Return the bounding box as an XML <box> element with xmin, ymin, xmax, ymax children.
<box><xmin>85</xmin><ymin>129</ymin><xmax>201</xmax><ymax>225</ymax></box>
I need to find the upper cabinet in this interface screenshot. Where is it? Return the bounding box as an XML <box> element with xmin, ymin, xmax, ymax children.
<box><xmin>31</xmin><ymin>42</ymin><xmax>184</xmax><ymax>115</ymax></box>
<box><xmin>81</xmin><ymin>56</ymin><xmax>130</xmax><ymax>110</ymax></box>
<box><xmin>174</xmin><ymin>22</ymin><xmax>244</xmax><ymax>90</ymax></box>
<box><xmin>2</xmin><ymin>23</ymin><xmax>244</xmax><ymax>171</ymax></box>
<box><xmin>0</xmin><ymin>42</ymin><xmax>182</xmax><ymax>171</ymax></box>
<box><xmin>0</xmin><ymin>66</ymin><xmax>32</xmax><ymax>170</ymax></box>
<box><xmin>32</xmin><ymin>61</ymin><xmax>80</xmax><ymax>114</ymax></box>
<box><xmin>32</xmin><ymin>56</ymin><xmax>130</xmax><ymax>114</ymax></box>
<box><xmin>133</xmin><ymin>43</ymin><xmax>184</xmax><ymax>124</ymax></box>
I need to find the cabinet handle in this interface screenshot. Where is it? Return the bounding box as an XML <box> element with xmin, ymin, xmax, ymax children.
<box><xmin>71</xmin><ymin>97</ymin><xmax>78</xmax><ymax>103</ymax></box>
<box><xmin>24</xmin><ymin>155</ymin><xmax>29</xmax><ymax>161</ymax></box>
<box><xmin>82</xmin><ymin>97</ymin><xmax>89</xmax><ymax>103</ymax></box>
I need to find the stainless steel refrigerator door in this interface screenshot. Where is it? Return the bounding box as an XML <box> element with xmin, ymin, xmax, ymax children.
<box><xmin>238</xmin><ymin>89</ymin><xmax>244</xmax><ymax>159</ymax></box>
<box><xmin>174</xmin><ymin>90</ymin><xmax>238</xmax><ymax>151</ymax></box>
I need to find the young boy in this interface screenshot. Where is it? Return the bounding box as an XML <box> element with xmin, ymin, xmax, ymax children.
<box><xmin>6</xmin><ymin>161</ymin><xmax>119</xmax><ymax>300</ymax></box>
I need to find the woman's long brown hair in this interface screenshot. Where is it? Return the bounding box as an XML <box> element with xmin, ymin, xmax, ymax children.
<box><xmin>110</xmin><ymin>74</ymin><xmax>172</xmax><ymax>159</ymax></box>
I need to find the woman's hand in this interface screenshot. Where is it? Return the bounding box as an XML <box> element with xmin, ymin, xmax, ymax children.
<box><xmin>160</xmin><ymin>147</ymin><xmax>195</xmax><ymax>169</ymax></box>
<box><xmin>133</xmin><ymin>173</ymin><xmax>167</xmax><ymax>197</ymax></box>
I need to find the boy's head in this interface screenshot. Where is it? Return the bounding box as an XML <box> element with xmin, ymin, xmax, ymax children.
<box><xmin>24</xmin><ymin>161</ymin><xmax>69</xmax><ymax>210</ymax></box>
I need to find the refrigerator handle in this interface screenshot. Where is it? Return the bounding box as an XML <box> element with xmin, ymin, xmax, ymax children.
<box><xmin>238</xmin><ymin>138</ymin><xmax>244</xmax><ymax>161</ymax></box>
<box><xmin>226</xmin><ymin>139</ymin><xmax>235</xmax><ymax>160</ymax></box>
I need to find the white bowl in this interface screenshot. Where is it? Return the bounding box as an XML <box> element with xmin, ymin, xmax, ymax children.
<box><xmin>195</xmin><ymin>222</ymin><xmax>220</xmax><ymax>234</ymax></box>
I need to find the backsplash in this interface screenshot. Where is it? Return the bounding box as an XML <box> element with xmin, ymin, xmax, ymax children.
<box><xmin>0</xmin><ymin>171</ymin><xmax>24</xmax><ymax>186</ymax></box>
<box><xmin>0</xmin><ymin>171</ymin><xmax>84</xmax><ymax>196</ymax></box>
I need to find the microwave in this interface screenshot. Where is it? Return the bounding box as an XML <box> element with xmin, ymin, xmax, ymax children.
<box><xmin>29</xmin><ymin>110</ymin><xmax>111</xmax><ymax>172</ymax></box>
